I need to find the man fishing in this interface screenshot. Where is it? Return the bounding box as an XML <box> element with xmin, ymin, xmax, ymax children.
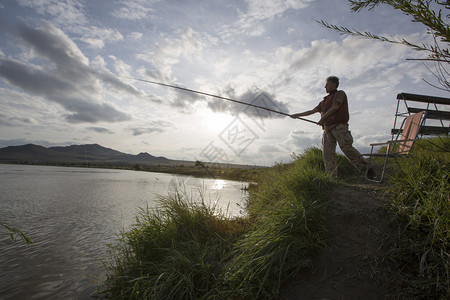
<box><xmin>291</xmin><ymin>76</ymin><xmax>374</xmax><ymax>179</ymax></box>
<box><xmin>110</xmin><ymin>72</ymin><xmax>372</xmax><ymax>179</ymax></box>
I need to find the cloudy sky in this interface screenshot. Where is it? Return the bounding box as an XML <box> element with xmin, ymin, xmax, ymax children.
<box><xmin>0</xmin><ymin>0</ymin><xmax>448</xmax><ymax>166</ymax></box>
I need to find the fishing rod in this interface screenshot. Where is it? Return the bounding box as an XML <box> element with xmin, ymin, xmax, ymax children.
<box><xmin>109</xmin><ymin>72</ymin><xmax>318</xmax><ymax>125</ymax></box>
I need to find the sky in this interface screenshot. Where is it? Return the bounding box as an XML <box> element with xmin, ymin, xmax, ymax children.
<box><xmin>0</xmin><ymin>0</ymin><xmax>448</xmax><ymax>166</ymax></box>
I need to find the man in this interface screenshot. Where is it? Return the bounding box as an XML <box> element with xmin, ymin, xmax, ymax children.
<box><xmin>291</xmin><ymin>76</ymin><xmax>372</xmax><ymax>178</ymax></box>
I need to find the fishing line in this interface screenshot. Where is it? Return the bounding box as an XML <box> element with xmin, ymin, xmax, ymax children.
<box><xmin>105</xmin><ymin>72</ymin><xmax>317</xmax><ymax>125</ymax></box>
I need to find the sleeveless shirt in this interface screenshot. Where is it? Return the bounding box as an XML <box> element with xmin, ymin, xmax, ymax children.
<box><xmin>316</xmin><ymin>90</ymin><xmax>349</xmax><ymax>129</ymax></box>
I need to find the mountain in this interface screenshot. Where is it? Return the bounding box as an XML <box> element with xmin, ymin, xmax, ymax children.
<box><xmin>50</xmin><ymin>144</ymin><xmax>125</xmax><ymax>159</ymax></box>
<box><xmin>0</xmin><ymin>144</ymin><xmax>170</xmax><ymax>165</ymax></box>
<box><xmin>0</xmin><ymin>144</ymin><xmax>76</xmax><ymax>163</ymax></box>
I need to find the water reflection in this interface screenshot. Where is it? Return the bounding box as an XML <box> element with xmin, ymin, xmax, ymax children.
<box><xmin>211</xmin><ymin>179</ymin><xmax>226</xmax><ymax>190</ymax></box>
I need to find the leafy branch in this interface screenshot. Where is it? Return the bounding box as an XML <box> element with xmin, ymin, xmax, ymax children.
<box><xmin>318</xmin><ymin>19</ymin><xmax>450</xmax><ymax>60</ymax></box>
<box><xmin>319</xmin><ymin>0</ymin><xmax>450</xmax><ymax>60</ymax></box>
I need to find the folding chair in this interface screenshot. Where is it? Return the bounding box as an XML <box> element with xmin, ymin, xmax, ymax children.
<box><xmin>363</xmin><ymin>111</ymin><xmax>425</xmax><ymax>182</ymax></box>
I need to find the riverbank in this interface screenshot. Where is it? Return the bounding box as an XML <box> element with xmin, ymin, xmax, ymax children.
<box><xmin>97</xmin><ymin>137</ymin><xmax>449</xmax><ymax>299</ymax></box>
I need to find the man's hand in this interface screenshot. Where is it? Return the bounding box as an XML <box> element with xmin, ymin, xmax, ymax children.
<box><xmin>317</xmin><ymin>118</ymin><xmax>324</xmax><ymax>126</ymax></box>
<box><xmin>290</xmin><ymin>113</ymin><xmax>302</xmax><ymax>119</ymax></box>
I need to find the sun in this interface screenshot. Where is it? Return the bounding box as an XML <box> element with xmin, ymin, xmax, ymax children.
<box><xmin>201</xmin><ymin>111</ymin><xmax>234</xmax><ymax>133</ymax></box>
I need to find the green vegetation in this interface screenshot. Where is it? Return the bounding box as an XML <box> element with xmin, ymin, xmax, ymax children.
<box><xmin>97</xmin><ymin>147</ymin><xmax>341</xmax><ymax>299</ymax></box>
<box><xmin>139</xmin><ymin>165</ymin><xmax>266</xmax><ymax>182</ymax></box>
<box><xmin>98</xmin><ymin>138</ymin><xmax>449</xmax><ymax>299</ymax></box>
<box><xmin>1</xmin><ymin>222</ymin><xmax>33</xmax><ymax>245</ymax></box>
<box><xmin>98</xmin><ymin>190</ymin><xmax>248</xmax><ymax>299</ymax></box>
<box><xmin>381</xmin><ymin>137</ymin><xmax>449</xmax><ymax>298</ymax></box>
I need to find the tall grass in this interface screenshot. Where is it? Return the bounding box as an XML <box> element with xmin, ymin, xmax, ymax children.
<box><xmin>98</xmin><ymin>138</ymin><xmax>449</xmax><ymax>299</ymax></box>
<box><xmin>97</xmin><ymin>147</ymin><xmax>337</xmax><ymax>299</ymax></box>
<box><xmin>98</xmin><ymin>188</ymin><xmax>247</xmax><ymax>299</ymax></box>
<box><xmin>220</xmin><ymin>148</ymin><xmax>333</xmax><ymax>299</ymax></box>
<box><xmin>384</xmin><ymin>137</ymin><xmax>449</xmax><ymax>299</ymax></box>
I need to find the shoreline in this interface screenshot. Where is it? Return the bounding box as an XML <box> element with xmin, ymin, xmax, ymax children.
<box><xmin>0</xmin><ymin>161</ymin><xmax>266</xmax><ymax>182</ymax></box>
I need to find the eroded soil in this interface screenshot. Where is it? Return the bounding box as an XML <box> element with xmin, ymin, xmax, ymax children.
<box><xmin>281</xmin><ymin>183</ymin><xmax>394</xmax><ymax>300</ymax></box>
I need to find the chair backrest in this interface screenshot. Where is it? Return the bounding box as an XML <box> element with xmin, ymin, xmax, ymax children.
<box><xmin>397</xmin><ymin>111</ymin><xmax>425</xmax><ymax>154</ymax></box>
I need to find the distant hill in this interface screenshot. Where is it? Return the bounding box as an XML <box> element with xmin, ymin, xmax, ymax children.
<box><xmin>0</xmin><ymin>143</ymin><xmax>171</xmax><ymax>166</ymax></box>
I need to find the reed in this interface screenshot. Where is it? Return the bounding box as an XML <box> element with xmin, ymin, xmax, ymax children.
<box><xmin>99</xmin><ymin>187</ymin><xmax>249</xmax><ymax>299</ymax></box>
<box><xmin>383</xmin><ymin>137</ymin><xmax>449</xmax><ymax>299</ymax></box>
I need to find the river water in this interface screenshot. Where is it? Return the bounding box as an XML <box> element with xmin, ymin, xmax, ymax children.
<box><xmin>0</xmin><ymin>164</ymin><xmax>247</xmax><ymax>299</ymax></box>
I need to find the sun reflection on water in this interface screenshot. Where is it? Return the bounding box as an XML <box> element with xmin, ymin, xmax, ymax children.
<box><xmin>210</xmin><ymin>179</ymin><xmax>226</xmax><ymax>190</ymax></box>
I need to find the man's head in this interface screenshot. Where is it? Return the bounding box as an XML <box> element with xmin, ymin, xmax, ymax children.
<box><xmin>325</xmin><ymin>76</ymin><xmax>339</xmax><ymax>93</ymax></box>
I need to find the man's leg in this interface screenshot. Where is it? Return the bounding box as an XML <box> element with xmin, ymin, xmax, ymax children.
<box><xmin>322</xmin><ymin>130</ymin><xmax>338</xmax><ymax>177</ymax></box>
<box><xmin>333</xmin><ymin>124</ymin><xmax>367</xmax><ymax>172</ymax></box>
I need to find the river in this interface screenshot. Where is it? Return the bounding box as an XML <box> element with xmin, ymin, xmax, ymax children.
<box><xmin>0</xmin><ymin>164</ymin><xmax>247</xmax><ymax>299</ymax></box>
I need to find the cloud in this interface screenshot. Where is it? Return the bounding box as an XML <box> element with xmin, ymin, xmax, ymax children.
<box><xmin>0</xmin><ymin>21</ymin><xmax>148</xmax><ymax>123</ymax></box>
<box><xmin>285</xmin><ymin>35</ymin><xmax>419</xmax><ymax>81</ymax></box>
<box><xmin>258</xmin><ymin>144</ymin><xmax>280</xmax><ymax>154</ymax></box>
<box><xmin>129</xmin><ymin>120</ymin><xmax>172</xmax><ymax>136</ymax></box>
<box><xmin>169</xmin><ymin>88</ymin><xmax>207</xmax><ymax>109</ymax></box>
<box><xmin>96</xmin><ymin>70</ymin><xmax>143</xmax><ymax>97</ymax></box>
<box><xmin>141</xmin><ymin>67</ymin><xmax>173</xmax><ymax>84</ymax></box>
<box><xmin>0</xmin><ymin>114</ymin><xmax>37</xmax><ymax>127</ymax></box>
<box><xmin>245</xmin><ymin>0</ymin><xmax>314</xmax><ymax>21</ymax></box>
<box><xmin>137</xmin><ymin>28</ymin><xmax>206</xmax><ymax>81</ymax></box>
<box><xmin>80</xmin><ymin>27</ymin><xmax>123</xmax><ymax>48</ymax></box>
<box><xmin>265</xmin><ymin>33</ymin><xmax>430</xmax><ymax>111</ymax></box>
<box><xmin>285</xmin><ymin>129</ymin><xmax>321</xmax><ymax>150</ymax></box>
<box><xmin>218</xmin><ymin>0</ymin><xmax>313</xmax><ymax>39</ymax></box>
<box><xmin>17</xmin><ymin>0</ymin><xmax>87</xmax><ymax>26</ymax></box>
<box><xmin>112</xmin><ymin>1</ymin><xmax>155</xmax><ymax>20</ymax></box>
<box><xmin>0</xmin><ymin>57</ymin><xmax>129</xmax><ymax>123</ymax></box>
<box><xmin>17</xmin><ymin>20</ymin><xmax>89</xmax><ymax>67</ymax></box>
<box><xmin>207</xmin><ymin>87</ymin><xmax>290</xmax><ymax>119</ymax></box>
<box><xmin>108</xmin><ymin>55</ymin><xmax>132</xmax><ymax>76</ymax></box>
<box><xmin>130</xmin><ymin>127</ymin><xmax>164</xmax><ymax>136</ymax></box>
<box><xmin>128</xmin><ymin>32</ymin><xmax>143</xmax><ymax>40</ymax></box>
<box><xmin>86</xmin><ymin>127</ymin><xmax>114</xmax><ymax>134</ymax></box>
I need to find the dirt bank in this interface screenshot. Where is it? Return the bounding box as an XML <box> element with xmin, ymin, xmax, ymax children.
<box><xmin>280</xmin><ymin>183</ymin><xmax>393</xmax><ymax>300</ymax></box>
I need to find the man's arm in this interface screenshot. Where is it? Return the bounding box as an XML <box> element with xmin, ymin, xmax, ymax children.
<box><xmin>317</xmin><ymin>91</ymin><xmax>345</xmax><ymax>125</ymax></box>
<box><xmin>317</xmin><ymin>103</ymin><xmax>340</xmax><ymax>125</ymax></box>
<box><xmin>290</xmin><ymin>107</ymin><xmax>319</xmax><ymax>119</ymax></box>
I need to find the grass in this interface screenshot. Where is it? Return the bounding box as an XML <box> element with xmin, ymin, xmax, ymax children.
<box><xmin>98</xmin><ymin>188</ymin><xmax>248</xmax><ymax>299</ymax></box>
<box><xmin>97</xmin><ymin>147</ymin><xmax>338</xmax><ymax>299</ymax></box>
<box><xmin>380</xmin><ymin>137</ymin><xmax>449</xmax><ymax>299</ymax></box>
<box><xmin>219</xmin><ymin>148</ymin><xmax>334</xmax><ymax>298</ymax></box>
<box><xmin>98</xmin><ymin>138</ymin><xmax>449</xmax><ymax>299</ymax></box>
